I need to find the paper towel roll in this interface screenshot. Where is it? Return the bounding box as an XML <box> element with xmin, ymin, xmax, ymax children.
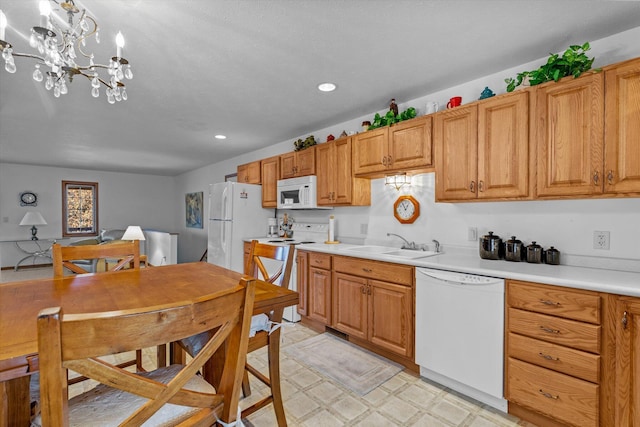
<box><xmin>329</xmin><ymin>215</ymin><xmax>335</xmax><ymax>242</ymax></box>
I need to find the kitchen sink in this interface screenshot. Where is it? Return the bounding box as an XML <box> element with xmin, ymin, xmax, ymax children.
<box><xmin>344</xmin><ymin>246</ymin><xmax>441</xmax><ymax>259</ymax></box>
<box><xmin>344</xmin><ymin>245</ymin><xmax>397</xmax><ymax>253</ymax></box>
<box><xmin>383</xmin><ymin>249</ymin><xmax>441</xmax><ymax>259</ymax></box>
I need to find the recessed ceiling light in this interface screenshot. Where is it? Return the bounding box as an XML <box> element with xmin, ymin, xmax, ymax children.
<box><xmin>214</xmin><ymin>135</ymin><xmax>227</xmax><ymax>140</ymax></box>
<box><xmin>317</xmin><ymin>82</ymin><xmax>336</xmax><ymax>92</ymax></box>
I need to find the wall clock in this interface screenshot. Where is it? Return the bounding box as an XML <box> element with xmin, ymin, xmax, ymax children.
<box><xmin>393</xmin><ymin>195</ymin><xmax>420</xmax><ymax>224</ymax></box>
<box><xmin>19</xmin><ymin>191</ymin><xmax>38</xmax><ymax>207</ymax></box>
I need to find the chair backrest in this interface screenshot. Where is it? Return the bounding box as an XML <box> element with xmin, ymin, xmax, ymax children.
<box><xmin>52</xmin><ymin>241</ymin><xmax>140</xmax><ymax>278</ymax></box>
<box><xmin>244</xmin><ymin>240</ymin><xmax>295</xmax><ymax>289</ymax></box>
<box><xmin>37</xmin><ymin>277</ymin><xmax>256</xmax><ymax>426</ymax></box>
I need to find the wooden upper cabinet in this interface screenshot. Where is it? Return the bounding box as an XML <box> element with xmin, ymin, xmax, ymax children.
<box><xmin>478</xmin><ymin>91</ymin><xmax>530</xmax><ymax>199</ymax></box>
<box><xmin>317</xmin><ymin>137</ymin><xmax>370</xmax><ymax>206</ymax></box>
<box><xmin>388</xmin><ymin>115</ymin><xmax>433</xmax><ymax>171</ymax></box>
<box><xmin>261</xmin><ymin>155</ymin><xmax>280</xmax><ymax>207</ymax></box>
<box><xmin>353</xmin><ymin>116</ymin><xmax>433</xmax><ymax>176</ymax></box>
<box><xmin>435</xmin><ymin>104</ymin><xmax>479</xmax><ymax>201</ymax></box>
<box><xmin>535</xmin><ymin>72</ymin><xmax>604</xmax><ymax>197</ymax></box>
<box><xmin>604</xmin><ymin>57</ymin><xmax>640</xmax><ymax>195</ymax></box>
<box><xmin>280</xmin><ymin>146</ymin><xmax>316</xmax><ymax>179</ymax></box>
<box><xmin>436</xmin><ymin>91</ymin><xmax>530</xmax><ymax>202</ymax></box>
<box><xmin>237</xmin><ymin>160</ymin><xmax>261</xmax><ymax>184</ymax></box>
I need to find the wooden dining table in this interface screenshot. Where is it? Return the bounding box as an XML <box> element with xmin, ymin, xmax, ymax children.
<box><xmin>0</xmin><ymin>262</ymin><xmax>299</xmax><ymax>427</ymax></box>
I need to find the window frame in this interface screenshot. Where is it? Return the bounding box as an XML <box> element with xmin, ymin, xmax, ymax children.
<box><xmin>62</xmin><ymin>180</ymin><xmax>99</xmax><ymax>237</ymax></box>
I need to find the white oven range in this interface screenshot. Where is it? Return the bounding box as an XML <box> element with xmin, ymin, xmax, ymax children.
<box><xmin>250</xmin><ymin>222</ymin><xmax>329</xmax><ymax>322</ymax></box>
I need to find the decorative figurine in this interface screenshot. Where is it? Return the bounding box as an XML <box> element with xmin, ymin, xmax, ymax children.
<box><xmin>389</xmin><ymin>98</ymin><xmax>399</xmax><ymax>116</ymax></box>
<box><xmin>327</xmin><ymin>134</ymin><xmax>335</xmax><ymax>142</ymax></box>
<box><xmin>479</xmin><ymin>87</ymin><xmax>495</xmax><ymax>100</ymax></box>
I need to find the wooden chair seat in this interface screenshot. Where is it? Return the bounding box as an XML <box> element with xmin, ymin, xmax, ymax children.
<box><xmin>34</xmin><ymin>278</ymin><xmax>256</xmax><ymax>426</ymax></box>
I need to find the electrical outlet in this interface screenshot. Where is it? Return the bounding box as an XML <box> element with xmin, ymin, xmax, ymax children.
<box><xmin>468</xmin><ymin>227</ymin><xmax>478</xmax><ymax>241</ymax></box>
<box><xmin>593</xmin><ymin>231</ymin><xmax>610</xmax><ymax>250</ymax></box>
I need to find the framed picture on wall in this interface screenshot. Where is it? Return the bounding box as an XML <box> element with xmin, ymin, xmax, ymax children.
<box><xmin>185</xmin><ymin>191</ymin><xmax>203</xmax><ymax>229</ymax></box>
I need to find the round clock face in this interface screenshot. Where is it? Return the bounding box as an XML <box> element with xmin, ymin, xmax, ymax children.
<box><xmin>20</xmin><ymin>191</ymin><xmax>37</xmax><ymax>206</ymax></box>
<box><xmin>393</xmin><ymin>195</ymin><xmax>420</xmax><ymax>224</ymax></box>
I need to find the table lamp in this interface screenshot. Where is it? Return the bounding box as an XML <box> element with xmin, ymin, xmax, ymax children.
<box><xmin>122</xmin><ymin>225</ymin><xmax>145</xmax><ymax>241</ymax></box>
<box><xmin>19</xmin><ymin>211</ymin><xmax>47</xmax><ymax>240</ymax></box>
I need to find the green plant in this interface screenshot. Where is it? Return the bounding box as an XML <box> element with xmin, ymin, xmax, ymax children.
<box><xmin>293</xmin><ymin>135</ymin><xmax>317</xmax><ymax>151</ymax></box>
<box><xmin>368</xmin><ymin>107</ymin><xmax>416</xmax><ymax>130</ymax></box>
<box><xmin>505</xmin><ymin>42</ymin><xmax>597</xmax><ymax>92</ymax></box>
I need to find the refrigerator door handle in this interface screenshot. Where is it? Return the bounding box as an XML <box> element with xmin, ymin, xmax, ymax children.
<box><xmin>222</xmin><ymin>186</ymin><xmax>229</xmax><ymax>219</ymax></box>
<box><xmin>220</xmin><ymin>218</ymin><xmax>226</xmax><ymax>249</ymax></box>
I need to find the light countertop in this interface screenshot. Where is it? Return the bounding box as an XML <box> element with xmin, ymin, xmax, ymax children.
<box><xmin>298</xmin><ymin>243</ymin><xmax>640</xmax><ymax>297</ymax></box>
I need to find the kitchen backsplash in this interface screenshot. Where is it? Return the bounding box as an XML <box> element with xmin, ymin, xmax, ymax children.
<box><xmin>291</xmin><ymin>173</ymin><xmax>640</xmax><ymax>273</ymax></box>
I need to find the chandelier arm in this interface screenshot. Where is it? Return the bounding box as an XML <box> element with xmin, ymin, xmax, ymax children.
<box><xmin>72</xmin><ymin>69</ymin><xmax>116</xmax><ymax>90</ymax></box>
<box><xmin>10</xmin><ymin>52</ymin><xmax>46</xmax><ymax>62</ymax></box>
<box><xmin>75</xmin><ymin>14</ymin><xmax>98</xmax><ymax>59</ymax></box>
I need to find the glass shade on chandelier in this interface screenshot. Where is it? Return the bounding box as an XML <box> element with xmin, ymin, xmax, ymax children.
<box><xmin>0</xmin><ymin>1</ymin><xmax>132</xmax><ymax>103</ymax></box>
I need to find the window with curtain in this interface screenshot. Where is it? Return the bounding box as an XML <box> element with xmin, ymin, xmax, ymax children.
<box><xmin>62</xmin><ymin>181</ymin><xmax>99</xmax><ymax>237</ymax></box>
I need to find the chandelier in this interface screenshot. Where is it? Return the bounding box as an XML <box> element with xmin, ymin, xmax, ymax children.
<box><xmin>0</xmin><ymin>1</ymin><xmax>132</xmax><ymax>103</ymax></box>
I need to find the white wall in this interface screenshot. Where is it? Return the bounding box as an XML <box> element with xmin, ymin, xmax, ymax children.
<box><xmin>0</xmin><ymin>163</ymin><xmax>177</xmax><ymax>268</ymax></box>
<box><xmin>174</xmin><ymin>26</ymin><xmax>640</xmax><ymax>270</ymax></box>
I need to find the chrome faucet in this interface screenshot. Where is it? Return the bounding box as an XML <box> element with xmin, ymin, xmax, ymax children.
<box><xmin>432</xmin><ymin>239</ymin><xmax>441</xmax><ymax>253</ymax></box>
<box><xmin>387</xmin><ymin>233</ymin><xmax>417</xmax><ymax>250</ymax></box>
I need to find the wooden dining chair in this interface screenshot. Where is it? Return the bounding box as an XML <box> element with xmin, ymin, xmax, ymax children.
<box><xmin>35</xmin><ymin>277</ymin><xmax>256</xmax><ymax>427</ymax></box>
<box><xmin>241</xmin><ymin>240</ymin><xmax>295</xmax><ymax>426</ymax></box>
<box><xmin>52</xmin><ymin>241</ymin><xmax>140</xmax><ymax>278</ymax></box>
<box><xmin>51</xmin><ymin>242</ymin><xmax>159</xmax><ymax>375</ymax></box>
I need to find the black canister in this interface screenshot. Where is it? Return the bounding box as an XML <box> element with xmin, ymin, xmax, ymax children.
<box><xmin>505</xmin><ymin>236</ymin><xmax>525</xmax><ymax>262</ymax></box>
<box><xmin>479</xmin><ymin>231</ymin><xmax>502</xmax><ymax>260</ymax></box>
<box><xmin>526</xmin><ymin>241</ymin><xmax>544</xmax><ymax>263</ymax></box>
<box><xmin>545</xmin><ymin>246</ymin><xmax>561</xmax><ymax>265</ymax></box>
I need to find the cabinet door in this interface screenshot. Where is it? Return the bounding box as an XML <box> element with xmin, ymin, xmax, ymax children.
<box><xmin>435</xmin><ymin>105</ymin><xmax>478</xmax><ymax>201</ymax></box>
<box><xmin>478</xmin><ymin>91</ymin><xmax>530</xmax><ymax>199</ymax></box>
<box><xmin>604</xmin><ymin>58</ymin><xmax>640</xmax><ymax>194</ymax></box>
<box><xmin>280</xmin><ymin>152</ymin><xmax>296</xmax><ymax>179</ymax></box>
<box><xmin>536</xmin><ymin>73</ymin><xmax>604</xmax><ymax>197</ymax></box>
<box><xmin>261</xmin><ymin>155</ymin><xmax>280</xmax><ymax>207</ymax></box>
<box><xmin>615</xmin><ymin>297</ymin><xmax>640</xmax><ymax>427</ymax></box>
<box><xmin>353</xmin><ymin>128</ymin><xmax>388</xmax><ymax>175</ymax></box>
<box><xmin>308</xmin><ymin>266</ymin><xmax>332</xmax><ymax>325</ymax></box>
<box><xmin>332</xmin><ymin>272</ymin><xmax>367</xmax><ymax>339</ymax></box>
<box><xmin>237</xmin><ymin>161</ymin><xmax>261</xmax><ymax>183</ymax></box>
<box><xmin>296</xmin><ymin>251</ymin><xmax>308</xmax><ymax>316</ymax></box>
<box><xmin>296</xmin><ymin>146</ymin><xmax>316</xmax><ymax>177</ymax></box>
<box><xmin>368</xmin><ymin>279</ymin><xmax>413</xmax><ymax>358</ymax></box>
<box><xmin>316</xmin><ymin>142</ymin><xmax>334</xmax><ymax>205</ymax></box>
<box><xmin>388</xmin><ymin>115</ymin><xmax>433</xmax><ymax>171</ymax></box>
<box><xmin>333</xmin><ymin>137</ymin><xmax>354</xmax><ymax>204</ymax></box>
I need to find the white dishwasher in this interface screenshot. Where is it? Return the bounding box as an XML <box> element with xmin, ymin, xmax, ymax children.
<box><xmin>415</xmin><ymin>267</ymin><xmax>507</xmax><ymax>412</ymax></box>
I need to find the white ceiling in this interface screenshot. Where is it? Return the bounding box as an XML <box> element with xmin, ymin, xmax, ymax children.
<box><xmin>1</xmin><ymin>1</ymin><xmax>639</xmax><ymax>176</ymax></box>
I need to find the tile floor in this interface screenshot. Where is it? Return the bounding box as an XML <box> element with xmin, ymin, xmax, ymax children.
<box><xmin>4</xmin><ymin>268</ymin><xmax>534</xmax><ymax>426</ymax></box>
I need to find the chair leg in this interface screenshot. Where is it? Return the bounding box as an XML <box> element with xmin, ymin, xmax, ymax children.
<box><xmin>157</xmin><ymin>344</ymin><xmax>167</xmax><ymax>368</ymax></box>
<box><xmin>241</xmin><ymin>369</ymin><xmax>252</xmax><ymax>397</ymax></box>
<box><xmin>136</xmin><ymin>349</ymin><xmax>144</xmax><ymax>371</ymax></box>
<box><xmin>267</xmin><ymin>320</ymin><xmax>287</xmax><ymax>427</ymax></box>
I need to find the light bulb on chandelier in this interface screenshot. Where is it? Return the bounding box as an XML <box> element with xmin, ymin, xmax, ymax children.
<box><xmin>0</xmin><ymin>1</ymin><xmax>132</xmax><ymax>103</ymax></box>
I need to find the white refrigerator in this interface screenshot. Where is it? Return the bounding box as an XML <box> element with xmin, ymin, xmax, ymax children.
<box><xmin>207</xmin><ymin>182</ymin><xmax>272</xmax><ymax>273</ymax></box>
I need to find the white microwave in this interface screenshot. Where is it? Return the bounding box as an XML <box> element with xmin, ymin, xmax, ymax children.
<box><xmin>277</xmin><ymin>175</ymin><xmax>330</xmax><ymax>209</ymax></box>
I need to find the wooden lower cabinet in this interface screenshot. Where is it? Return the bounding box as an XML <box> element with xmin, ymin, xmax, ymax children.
<box><xmin>614</xmin><ymin>297</ymin><xmax>640</xmax><ymax>426</ymax></box>
<box><xmin>296</xmin><ymin>251</ymin><xmax>308</xmax><ymax>316</ymax></box>
<box><xmin>308</xmin><ymin>266</ymin><xmax>331</xmax><ymax>324</ymax></box>
<box><xmin>505</xmin><ymin>280</ymin><xmax>618</xmax><ymax>427</ymax></box>
<box><xmin>332</xmin><ymin>256</ymin><xmax>414</xmax><ymax>359</ymax></box>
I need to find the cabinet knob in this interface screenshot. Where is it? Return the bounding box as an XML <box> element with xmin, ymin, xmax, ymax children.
<box><xmin>538</xmin><ymin>389</ymin><xmax>559</xmax><ymax>400</ymax></box>
<box><xmin>622</xmin><ymin>310</ymin><xmax>628</xmax><ymax>330</ymax></box>
<box><xmin>607</xmin><ymin>170</ymin><xmax>614</xmax><ymax>185</ymax></box>
<box><xmin>387</xmin><ymin>155</ymin><xmax>393</xmax><ymax>166</ymax></box>
<box><xmin>540</xmin><ymin>325</ymin><xmax>560</xmax><ymax>334</ymax></box>
<box><xmin>593</xmin><ymin>171</ymin><xmax>600</xmax><ymax>185</ymax></box>
<box><xmin>478</xmin><ymin>180</ymin><xmax>484</xmax><ymax>192</ymax></box>
<box><xmin>538</xmin><ymin>352</ymin><xmax>560</xmax><ymax>361</ymax></box>
<box><xmin>362</xmin><ymin>268</ymin><xmax>372</xmax><ymax>273</ymax></box>
<box><xmin>361</xmin><ymin>285</ymin><xmax>367</xmax><ymax>294</ymax></box>
<box><xmin>469</xmin><ymin>181</ymin><xmax>476</xmax><ymax>193</ymax></box>
<box><xmin>381</xmin><ymin>156</ymin><xmax>388</xmax><ymax>166</ymax></box>
<box><xmin>539</xmin><ymin>299</ymin><xmax>561</xmax><ymax>306</ymax></box>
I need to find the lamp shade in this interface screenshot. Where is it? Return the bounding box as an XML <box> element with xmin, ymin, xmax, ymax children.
<box><xmin>122</xmin><ymin>225</ymin><xmax>145</xmax><ymax>241</ymax></box>
<box><xmin>19</xmin><ymin>211</ymin><xmax>47</xmax><ymax>226</ymax></box>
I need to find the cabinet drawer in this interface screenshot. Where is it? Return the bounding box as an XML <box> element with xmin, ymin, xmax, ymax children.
<box><xmin>507</xmin><ymin>280</ymin><xmax>600</xmax><ymax>324</ymax></box>
<box><xmin>333</xmin><ymin>256</ymin><xmax>413</xmax><ymax>286</ymax></box>
<box><xmin>508</xmin><ymin>308</ymin><xmax>600</xmax><ymax>354</ymax></box>
<box><xmin>309</xmin><ymin>253</ymin><xmax>332</xmax><ymax>270</ymax></box>
<box><xmin>508</xmin><ymin>333</ymin><xmax>600</xmax><ymax>383</ymax></box>
<box><xmin>507</xmin><ymin>358</ymin><xmax>598</xmax><ymax>427</ymax></box>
